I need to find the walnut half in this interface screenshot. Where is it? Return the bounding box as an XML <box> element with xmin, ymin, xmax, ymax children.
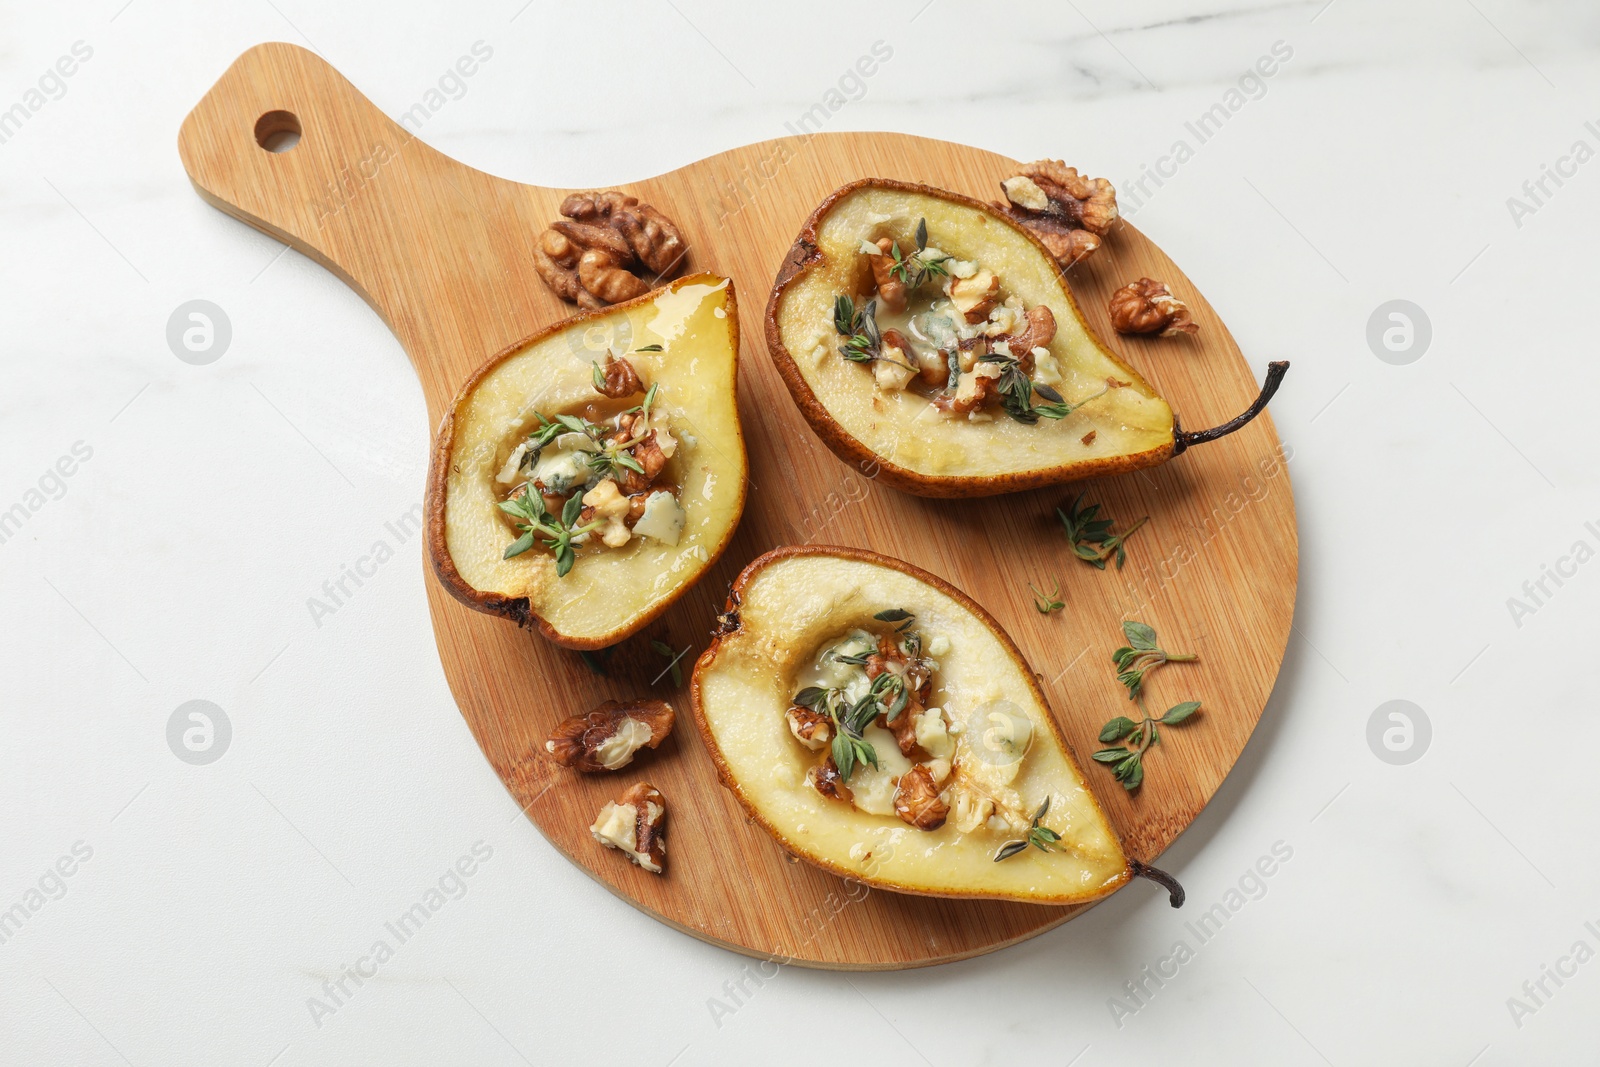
<box><xmin>996</xmin><ymin>161</ymin><xmax>1119</xmax><ymax>267</ymax></box>
<box><xmin>1108</xmin><ymin>278</ymin><xmax>1199</xmax><ymax>337</ymax></box>
<box><xmin>532</xmin><ymin>191</ymin><xmax>688</xmax><ymax>309</ymax></box>
<box><xmin>590</xmin><ymin>782</ymin><xmax>667</xmax><ymax>874</ymax></box>
<box><xmin>545</xmin><ymin>699</ymin><xmax>675</xmax><ymax>772</ymax></box>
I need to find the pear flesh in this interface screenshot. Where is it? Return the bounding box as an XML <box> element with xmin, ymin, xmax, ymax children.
<box><xmin>768</xmin><ymin>182</ymin><xmax>1175</xmax><ymax>497</ymax></box>
<box><xmin>692</xmin><ymin>548</ymin><xmax>1131</xmax><ymax>905</ymax></box>
<box><xmin>427</xmin><ymin>273</ymin><xmax>746</xmax><ymax>649</ymax></box>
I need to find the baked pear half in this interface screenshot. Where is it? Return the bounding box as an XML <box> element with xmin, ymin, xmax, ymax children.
<box><xmin>426</xmin><ymin>273</ymin><xmax>746</xmax><ymax>649</ymax></box>
<box><xmin>765</xmin><ymin>179</ymin><xmax>1286</xmax><ymax>497</ymax></box>
<box><xmin>692</xmin><ymin>546</ymin><xmax>1178</xmax><ymax>906</ymax></box>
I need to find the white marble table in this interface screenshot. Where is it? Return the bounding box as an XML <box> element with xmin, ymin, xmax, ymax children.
<box><xmin>2</xmin><ymin>1</ymin><xmax>1596</xmax><ymax>1063</ymax></box>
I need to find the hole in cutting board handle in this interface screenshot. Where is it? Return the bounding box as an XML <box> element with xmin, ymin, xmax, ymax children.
<box><xmin>254</xmin><ymin>110</ymin><xmax>301</xmax><ymax>153</ymax></box>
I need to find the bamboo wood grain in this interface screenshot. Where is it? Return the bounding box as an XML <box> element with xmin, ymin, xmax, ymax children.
<box><xmin>179</xmin><ymin>42</ymin><xmax>1298</xmax><ymax>970</ymax></box>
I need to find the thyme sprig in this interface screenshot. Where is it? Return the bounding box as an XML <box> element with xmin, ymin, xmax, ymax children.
<box><xmin>833</xmin><ymin>294</ymin><xmax>883</xmax><ymax>364</ymax></box>
<box><xmin>520</xmin><ymin>383</ymin><xmax>661</xmax><ymax>486</ymax></box>
<box><xmin>793</xmin><ymin>608</ymin><xmax>923</xmax><ymax>779</ymax></box>
<box><xmin>994</xmin><ymin>799</ymin><xmax>1062</xmax><ymax>861</ymax></box>
<box><xmin>1112</xmin><ymin>621</ymin><xmax>1197</xmax><ymax>701</ymax></box>
<box><xmin>886</xmin><ymin>219</ymin><xmax>951</xmax><ymax>290</ymax></box>
<box><xmin>978</xmin><ymin>352</ymin><xmax>1046</xmax><ymax>424</ymax></box>
<box><xmin>569</xmin><ymin>404</ymin><xmax>660</xmax><ymax>480</ymax></box>
<box><xmin>976</xmin><ymin>355</ymin><xmax>1120</xmax><ymax>425</ymax></box>
<box><xmin>496</xmin><ymin>486</ymin><xmax>603</xmax><ymax>575</ymax></box>
<box><xmin>1093</xmin><ymin>700</ymin><xmax>1201</xmax><ymax>792</ymax></box>
<box><xmin>1028</xmin><ymin>580</ymin><xmax>1065</xmax><ymax>614</ymax></box>
<box><xmin>1056</xmin><ymin>494</ymin><xmax>1149</xmax><ymax>570</ymax></box>
<box><xmin>794</xmin><ymin>684</ymin><xmax>880</xmax><ymax>781</ymax></box>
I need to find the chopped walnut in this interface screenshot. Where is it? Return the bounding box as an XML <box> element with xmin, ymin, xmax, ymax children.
<box><xmin>808</xmin><ymin>758</ymin><xmax>853</xmax><ymax>803</ymax></box>
<box><xmin>997</xmin><ymin>305</ymin><xmax>1056</xmax><ymax>373</ymax></box>
<box><xmin>532</xmin><ymin>191</ymin><xmax>687</xmax><ymax>308</ymax></box>
<box><xmin>876</xmin><ymin>328</ymin><xmax>938</xmax><ymax>392</ymax></box>
<box><xmin>894</xmin><ymin>765</ymin><xmax>949</xmax><ymax>831</ymax></box>
<box><xmin>786</xmin><ymin>705</ymin><xmax>832</xmax><ymax>750</ymax></box>
<box><xmin>593</xmin><ymin>353</ymin><xmax>644</xmax><ymax>398</ymax></box>
<box><xmin>873</xmin><ymin>329</ymin><xmax>918</xmax><ymax>392</ymax></box>
<box><xmin>896</xmin><ymin>331</ymin><xmax>950</xmax><ymax>389</ymax></box>
<box><xmin>612</xmin><ymin>429</ymin><xmax>669</xmax><ymax>496</ymax></box>
<box><xmin>932</xmin><ymin>362</ymin><xmax>1001</xmax><ymax>416</ymax></box>
<box><xmin>861</xmin><ymin>634</ymin><xmax>933</xmax><ymax>757</ymax></box>
<box><xmin>1108</xmin><ymin>278</ymin><xmax>1199</xmax><ymax>336</ymax></box>
<box><xmin>590</xmin><ymin>782</ymin><xmax>667</xmax><ymax>874</ymax></box>
<box><xmin>948</xmin><ymin>783</ymin><xmax>997</xmax><ymax>834</ymax></box>
<box><xmin>947</xmin><ymin>270</ymin><xmax>1001</xmax><ymax>323</ymax></box>
<box><xmin>996</xmin><ymin>161</ymin><xmax>1119</xmax><ymax>267</ymax></box>
<box><xmin>885</xmin><ymin>707</ymin><xmax>925</xmax><ymax>759</ymax></box>
<box><xmin>868</xmin><ymin>237</ymin><xmax>908</xmax><ymax>314</ymax></box>
<box><xmin>545</xmin><ymin>699</ymin><xmax>675</xmax><ymax>772</ymax></box>
<box><xmin>579</xmin><ymin>478</ymin><xmax>633</xmax><ymax>547</ymax></box>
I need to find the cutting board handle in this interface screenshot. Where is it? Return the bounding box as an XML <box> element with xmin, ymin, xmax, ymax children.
<box><xmin>178</xmin><ymin>42</ymin><xmax>554</xmax><ymax>371</ymax></box>
<box><xmin>179</xmin><ymin>44</ymin><xmax>414</xmax><ymax>307</ymax></box>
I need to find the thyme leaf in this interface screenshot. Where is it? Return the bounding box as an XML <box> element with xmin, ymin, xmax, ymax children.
<box><xmin>1111</xmin><ymin>620</ymin><xmax>1197</xmax><ymax>701</ymax></box>
<box><xmin>994</xmin><ymin>798</ymin><xmax>1063</xmax><ymax>861</ymax></box>
<box><xmin>1056</xmin><ymin>494</ymin><xmax>1149</xmax><ymax>571</ymax></box>
<box><xmin>833</xmin><ymin>294</ymin><xmax>883</xmax><ymax>363</ymax></box>
<box><xmin>1092</xmin><ymin>622</ymin><xmax>1202</xmax><ymax>791</ymax></box>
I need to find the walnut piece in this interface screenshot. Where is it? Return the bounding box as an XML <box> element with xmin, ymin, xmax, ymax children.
<box><xmin>894</xmin><ymin>765</ymin><xmax>949</xmax><ymax>831</ymax></box>
<box><xmin>932</xmin><ymin>361</ymin><xmax>1001</xmax><ymax>415</ymax></box>
<box><xmin>997</xmin><ymin>305</ymin><xmax>1056</xmax><ymax>371</ymax></box>
<box><xmin>808</xmin><ymin>758</ymin><xmax>853</xmax><ymax>803</ymax></box>
<box><xmin>593</xmin><ymin>353</ymin><xmax>644</xmax><ymax>398</ymax></box>
<box><xmin>1108</xmin><ymin>278</ymin><xmax>1199</xmax><ymax>337</ymax></box>
<box><xmin>947</xmin><ymin>270</ymin><xmax>1001</xmax><ymax>323</ymax></box>
<box><xmin>786</xmin><ymin>705</ymin><xmax>833</xmax><ymax>750</ymax></box>
<box><xmin>996</xmin><ymin>161</ymin><xmax>1119</xmax><ymax>267</ymax></box>
<box><xmin>868</xmin><ymin>237</ymin><xmax>908</xmax><ymax>314</ymax></box>
<box><xmin>532</xmin><ymin>191</ymin><xmax>687</xmax><ymax>308</ymax></box>
<box><xmin>590</xmin><ymin>782</ymin><xmax>667</xmax><ymax>874</ymax></box>
<box><xmin>545</xmin><ymin>699</ymin><xmax>675</xmax><ymax>772</ymax></box>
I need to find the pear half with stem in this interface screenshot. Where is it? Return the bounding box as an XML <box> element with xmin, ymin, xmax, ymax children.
<box><xmin>691</xmin><ymin>545</ymin><xmax>1182</xmax><ymax>907</ymax></box>
<box><xmin>765</xmin><ymin>178</ymin><xmax>1286</xmax><ymax>498</ymax></box>
<box><xmin>426</xmin><ymin>273</ymin><xmax>746</xmax><ymax>649</ymax></box>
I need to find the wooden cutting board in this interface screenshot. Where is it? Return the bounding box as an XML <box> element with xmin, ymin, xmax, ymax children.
<box><xmin>180</xmin><ymin>42</ymin><xmax>1297</xmax><ymax>970</ymax></box>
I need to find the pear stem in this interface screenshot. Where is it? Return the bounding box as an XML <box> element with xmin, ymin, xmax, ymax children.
<box><xmin>1171</xmin><ymin>361</ymin><xmax>1289</xmax><ymax>455</ymax></box>
<box><xmin>1129</xmin><ymin>860</ymin><xmax>1186</xmax><ymax>908</ymax></box>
